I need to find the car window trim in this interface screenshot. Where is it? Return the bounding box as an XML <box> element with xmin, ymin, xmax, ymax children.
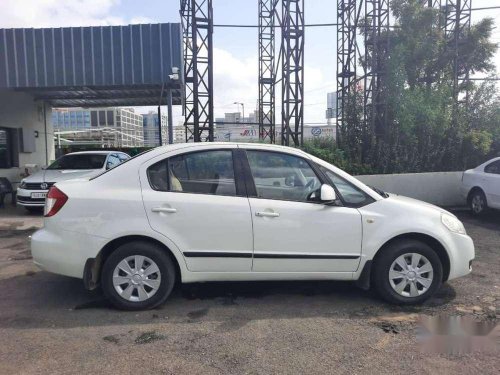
<box><xmin>239</xmin><ymin>149</ymin><xmax>341</xmax><ymax>205</ymax></box>
<box><xmin>147</xmin><ymin>148</ymin><xmax>245</xmax><ymax>198</ymax></box>
<box><xmin>318</xmin><ymin>165</ymin><xmax>375</xmax><ymax>208</ymax></box>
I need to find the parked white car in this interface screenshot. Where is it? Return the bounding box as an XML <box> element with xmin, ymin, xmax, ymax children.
<box><xmin>17</xmin><ymin>151</ymin><xmax>129</xmax><ymax>211</ymax></box>
<box><xmin>461</xmin><ymin>157</ymin><xmax>500</xmax><ymax>215</ymax></box>
<box><xmin>31</xmin><ymin>143</ymin><xmax>474</xmax><ymax>310</ymax></box>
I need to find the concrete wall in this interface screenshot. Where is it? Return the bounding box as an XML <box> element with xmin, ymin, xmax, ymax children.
<box><xmin>356</xmin><ymin>172</ymin><xmax>465</xmax><ymax>207</ymax></box>
<box><xmin>0</xmin><ymin>90</ymin><xmax>54</xmax><ymax>185</ymax></box>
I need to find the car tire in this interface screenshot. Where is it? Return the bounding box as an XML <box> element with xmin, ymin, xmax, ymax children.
<box><xmin>372</xmin><ymin>239</ymin><xmax>443</xmax><ymax>305</ymax></box>
<box><xmin>101</xmin><ymin>241</ymin><xmax>176</xmax><ymax>311</ymax></box>
<box><xmin>469</xmin><ymin>189</ymin><xmax>487</xmax><ymax>216</ymax></box>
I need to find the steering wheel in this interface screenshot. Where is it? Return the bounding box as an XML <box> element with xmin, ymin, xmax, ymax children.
<box><xmin>304</xmin><ymin>178</ymin><xmax>315</xmax><ymax>190</ymax></box>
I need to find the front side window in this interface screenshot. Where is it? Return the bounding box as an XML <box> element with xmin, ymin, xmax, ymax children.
<box><xmin>484</xmin><ymin>160</ymin><xmax>500</xmax><ymax>174</ymax></box>
<box><xmin>48</xmin><ymin>154</ymin><xmax>107</xmax><ymax>170</ymax></box>
<box><xmin>147</xmin><ymin>150</ymin><xmax>236</xmax><ymax>196</ymax></box>
<box><xmin>246</xmin><ymin>151</ymin><xmax>321</xmax><ymax>202</ymax></box>
<box><xmin>319</xmin><ymin>166</ymin><xmax>372</xmax><ymax>207</ymax></box>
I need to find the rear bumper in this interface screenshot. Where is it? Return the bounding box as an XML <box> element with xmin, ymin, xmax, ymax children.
<box><xmin>31</xmin><ymin>226</ymin><xmax>106</xmax><ymax>279</ymax></box>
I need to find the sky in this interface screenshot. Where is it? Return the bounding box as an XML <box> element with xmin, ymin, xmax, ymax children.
<box><xmin>0</xmin><ymin>0</ymin><xmax>498</xmax><ymax>127</ymax></box>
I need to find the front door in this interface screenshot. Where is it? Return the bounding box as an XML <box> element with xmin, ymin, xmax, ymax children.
<box><xmin>483</xmin><ymin>160</ymin><xmax>500</xmax><ymax>208</ymax></box>
<box><xmin>244</xmin><ymin>149</ymin><xmax>362</xmax><ymax>272</ymax></box>
<box><xmin>141</xmin><ymin>147</ymin><xmax>253</xmax><ymax>272</ymax></box>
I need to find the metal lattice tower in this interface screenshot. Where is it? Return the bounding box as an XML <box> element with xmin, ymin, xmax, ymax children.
<box><xmin>281</xmin><ymin>0</ymin><xmax>305</xmax><ymax>147</ymax></box>
<box><xmin>258</xmin><ymin>0</ymin><xmax>279</xmax><ymax>143</ymax></box>
<box><xmin>363</xmin><ymin>0</ymin><xmax>389</xmax><ymax>138</ymax></box>
<box><xmin>336</xmin><ymin>0</ymin><xmax>363</xmax><ymax>142</ymax></box>
<box><xmin>444</xmin><ymin>0</ymin><xmax>472</xmax><ymax>105</ymax></box>
<box><xmin>180</xmin><ymin>0</ymin><xmax>214</xmax><ymax>142</ymax></box>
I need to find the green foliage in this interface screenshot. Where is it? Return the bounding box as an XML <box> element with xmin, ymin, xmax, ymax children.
<box><xmin>336</xmin><ymin>0</ymin><xmax>499</xmax><ymax>173</ymax></box>
<box><xmin>301</xmin><ymin>137</ymin><xmax>376</xmax><ymax>175</ymax></box>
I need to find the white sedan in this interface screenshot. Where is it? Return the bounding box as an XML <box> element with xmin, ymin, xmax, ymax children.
<box><xmin>17</xmin><ymin>151</ymin><xmax>129</xmax><ymax>212</ymax></box>
<box><xmin>461</xmin><ymin>157</ymin><xmax>500</xmax><ymax>215</ymax></box>
<box><xmin>31</xmin><ymin>143</ymin><xmax>474</xmax><ymax>310</ymax></box>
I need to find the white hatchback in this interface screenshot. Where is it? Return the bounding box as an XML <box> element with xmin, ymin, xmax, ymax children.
<box><xmin>31</xmin><ymin>143</ymin><xmax>474</xmax><ymax>310</ymax></box>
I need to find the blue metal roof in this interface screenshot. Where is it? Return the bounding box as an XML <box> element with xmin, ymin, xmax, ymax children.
<box><xmin>0</xmin><ymin>23</ymin><xmax>183</xmax><ymax>107</ymax></box>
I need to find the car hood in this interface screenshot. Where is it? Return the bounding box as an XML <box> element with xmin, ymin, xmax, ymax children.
<box><xmin>385</xmin><ymin>193</ymin><xmax>454</xmax><ymax>216</ymax></box>
<box><xmin>24</xmin><ymin>169</ymin><xmax>102</xmax><ymax>183</ymax></box>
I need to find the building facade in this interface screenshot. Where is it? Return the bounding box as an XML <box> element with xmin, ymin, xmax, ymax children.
<box><xmin>52</xmin><ymin>107</ymin><xmax>144</xmax><ymax>148</ymax></box>
<box><xmin>142</xmin><ymin>111</ymin><xmax>167</xmax><ymax>147</ymax></box>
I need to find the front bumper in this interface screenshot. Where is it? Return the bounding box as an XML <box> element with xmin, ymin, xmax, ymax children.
<box><xmin>446</xmin><ymin>232</ymin><xmax>475</xmax><ymax>281</ymax></box>
<box><xmin>16</xmin><ymin>188</ymin><xmax>48</xmax><ymax>207</ymax></box>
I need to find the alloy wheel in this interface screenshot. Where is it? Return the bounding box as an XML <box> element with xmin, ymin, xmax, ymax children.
<box><xmin>388</xmin><ymin>253</ymin><xmax>434</xmax><ymax>298</ymax></box>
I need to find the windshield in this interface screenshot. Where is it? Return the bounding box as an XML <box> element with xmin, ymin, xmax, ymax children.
<box><xmin>48</xmin><ymin>154</ymin><xmax>107</xmax><ymax>170</ymax></box>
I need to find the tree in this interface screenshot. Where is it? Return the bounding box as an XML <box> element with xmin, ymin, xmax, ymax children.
<box><xmin>334</xmin><ymin>0</ymin><xmax>499</xmax><ymax>174</ymax></box>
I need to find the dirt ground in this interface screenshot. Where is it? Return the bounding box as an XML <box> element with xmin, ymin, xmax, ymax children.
<box><xmin>0</xmin><ymin>206</ymin><xmax>498</xmax><ymax>374</ymax></box>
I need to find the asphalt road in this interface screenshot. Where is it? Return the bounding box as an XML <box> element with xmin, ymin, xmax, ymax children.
<box><xmin>0</xmin><ymin>208</ymin><xmax>498</xmax><ymax>374</ymax></box>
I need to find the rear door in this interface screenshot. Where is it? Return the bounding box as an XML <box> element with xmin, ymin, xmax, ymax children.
<box><xmin>243</xmin><ymin>149</ymin><xmax>363</xmax><ymax>273</ymax></box>
<box><xmin>141</xmin><ymin>146</ymin><xmax>254</xmax><ymax>272</ymax></box>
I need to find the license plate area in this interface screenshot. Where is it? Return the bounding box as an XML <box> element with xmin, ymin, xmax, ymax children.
<box><xmin>31</xmin><ymin>192</ymin><xmax>47</xmax><ymax>199</ymax></box>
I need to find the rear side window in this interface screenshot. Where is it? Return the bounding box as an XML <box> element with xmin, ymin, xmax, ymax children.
<box><xmin>106</xmin><ymin>154</ymin><xmax>121</xmax><ymax>170</ymax></box>
<box><xmin>147</xmin><ymin>150</ymin><xmax>237</xmax><ymax>196</ymax></box>
<box><xmin>484</xmin><ymin>160</ymin><xmax>500</xmax><ymax>174</ymax></box>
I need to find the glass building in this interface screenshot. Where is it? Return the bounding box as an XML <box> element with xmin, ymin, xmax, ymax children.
<box><xmin>52</xmin><ymin>108</ymin><xmax>144</xmax><ymax>148</ymax></box>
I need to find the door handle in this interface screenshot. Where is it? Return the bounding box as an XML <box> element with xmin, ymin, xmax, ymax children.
<box><xmin>255</xmin><ymin>211</ymin><xmax>280</xmax><ymax>218</ymax></box>
<box><xmin>151</xmin><ymin>207</ymin><xmax>177</xmax><ymax>213</ymax></box>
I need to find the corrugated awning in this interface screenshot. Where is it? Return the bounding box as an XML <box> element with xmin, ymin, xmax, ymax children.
<box><xmin>0</xmin><ymin>23</ymin><xmax>183</xmax><ymax>107</ymax></box>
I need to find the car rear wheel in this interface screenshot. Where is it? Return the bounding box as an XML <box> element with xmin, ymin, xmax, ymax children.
<box><xmin>101</xmin><ymin>241</ymin><xmax>176</xmax><ymax>310</ymax></box>
<box><xmin>469</xmin><ymin>190</ymin><xmax>487</xmax><ymax>216</ymax></box>
<box><xmin>372</xmin><ymin>239</ymin><xmax>443</xmax><ymax>305</ymax></box>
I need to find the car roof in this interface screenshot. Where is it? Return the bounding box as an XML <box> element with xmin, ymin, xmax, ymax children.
<box><xmin>63</xmin><ymin>151</ymin><xmax>126</xmax><ymax>156</ymax></box>
<box><xmin>152</xmin><ymin>142</ymin><xmax>306</xmax><ymax>154</ymax></box>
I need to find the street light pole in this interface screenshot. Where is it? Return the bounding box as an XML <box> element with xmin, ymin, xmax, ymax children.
<box><xmin>167</xmin><ymin>88</ymin><xmax>173</xmax><ymax>144</ymax></box>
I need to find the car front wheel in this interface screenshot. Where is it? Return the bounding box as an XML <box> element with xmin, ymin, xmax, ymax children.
<box><xmin>101</xmin><ymin>241</ymin><xmax>176</xmax><ymax>310</ymax></box>
<box><xmin>372</xmin><ymin>239</ymin><xmax>443</xmax><ymax>305</ymax></box>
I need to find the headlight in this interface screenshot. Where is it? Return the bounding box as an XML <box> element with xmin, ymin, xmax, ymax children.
<box><xmin>19</xmin><ymin>180</ymin><xmax>26</xmax><ymax>189</ymax></box>
<box><xmin>441</xmin><ymin>213</ymin><xmax>466</xmax><ymax>235</ymax></box>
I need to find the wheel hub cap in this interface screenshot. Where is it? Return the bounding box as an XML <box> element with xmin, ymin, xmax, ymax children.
<box><xmin>389</xmin><ymin>252</ymin><xmax>434</xmax><ymax>298</ymax></box>
<box><xmin>112</xmin><ymin>255</ymin><xmax>161</xmax><ymax>302</ymax></box>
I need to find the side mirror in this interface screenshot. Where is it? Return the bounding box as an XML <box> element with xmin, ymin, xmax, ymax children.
<box><xmin>320</xmin><ymin>184</ymin><xmax>337</xmax><ymax>203</ymax></box>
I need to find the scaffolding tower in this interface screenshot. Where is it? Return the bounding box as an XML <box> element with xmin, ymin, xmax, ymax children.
<box><xmin>444</xmin><ymin>0</ymin><xmax>472</xmax><ymax>105</ymax></box>
<box><xmin>258</xmin><ymin>0</ymin><xmax>279</xmax><ymax>143</ymax></box>
<box><xmin>180</xmin><ymin>0</ymin><xmax>214</xmax><ymax>142</ymax></box>
<box><xmin>281</xmin><ymin>0</ymin><xmax>305</xmax><ymax>146</ymax></box>
<box><xmin>363</xmin><ymin>0</ymin><xmax>389</xmax><ymax>139</ymax></box>
<box><xmin>336</xmin><ymin>0</ymin><xmax>363</xmax><ymax>142</ymax></box>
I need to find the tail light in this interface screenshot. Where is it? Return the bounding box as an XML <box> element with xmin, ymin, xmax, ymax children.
<box><xmin>44</xmin><ymin>186</ymin><xmax>68</xmax><ymax>217</ymax></box>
